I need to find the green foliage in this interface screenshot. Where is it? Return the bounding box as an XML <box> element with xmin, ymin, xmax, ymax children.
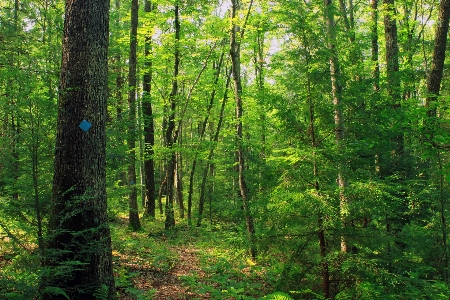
<box><xmin>262</xmin><ymin>292</ymin><xmax>293</xmax><ymax>299</ymax></box>
<box><xmin>93</xmin><ymin>284</ymin><xmax>109</xmax><ymax>300</ymax></box>
<box><xmin>2</xmin><ymin>0</ymin><xmax>450</xmax><ymax>299</ymax></box>
<box><xmin>41</xmin><ymin>287</ymin><xmax>69</xmax><ymax>299</ymax></box>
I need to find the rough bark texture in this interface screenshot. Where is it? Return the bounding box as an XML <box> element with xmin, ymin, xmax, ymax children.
<box><xmin>127</xmin><ymin>0</ymin><xmax>141</xmax><ymax>231</ymax></box>
<box><xmin>230</xmin><ymin>0</ymin><xmax>257</xmax><ymax>259</ymax></box>
<box><xmin>43</xmin><ymin>0</ymin><xmax>115</xmax><ymax>298</ymax></box>
<box><xmin>426</xmin><ymin>0</ymin><xmax>450</xmax><ymax>118</ymax></box>
<box><xmin>324</xmin><ymin>0</ymin><xmax>348</xmax><ymax>253</ymax></box>
<box><xmin>383</xmin><ymin>0</ymin><xmax>401</xmax><ymax>108</ymax></box>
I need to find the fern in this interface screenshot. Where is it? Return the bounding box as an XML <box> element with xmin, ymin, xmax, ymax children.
<box><xmin>262</xmin><ymin>291</ymin><xmax>293</xmax><ymax>300</ymax></box>
<box><xmin>93</xmin><ymin>284</ymin><xmax>109</xmax><ymax>300</ymax></box>
<box><xmin>41</xmin><ymin>287</ymin><xmax>70</xmax><ymax>299</ymax></box>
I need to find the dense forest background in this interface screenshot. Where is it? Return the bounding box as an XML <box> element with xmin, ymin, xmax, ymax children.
<box><xmin>1</xmin><ymin>0</ymin><xmax>450</xmax><ymax>299</ymax></box>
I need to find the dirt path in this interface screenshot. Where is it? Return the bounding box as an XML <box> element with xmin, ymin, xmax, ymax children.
<box><xmin>152</xmin><ymin>246</ymin><xmax>207</xmax><ymax>299</ymax></box>
<box><xmin>117</xmin><ymin>244</ymin><xmax>209</xmax><ymax>300</ymax></box>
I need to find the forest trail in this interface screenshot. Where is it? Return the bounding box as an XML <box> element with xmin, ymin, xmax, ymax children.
<box><xmin>151</xmin><ymin>246</ymin><xmax>208</xmax><ymax>299</ymax></box>
<box><xmin>114</xmin><ymin>222</ymin><xmax>210</xmax><ymax>300</ymax></box>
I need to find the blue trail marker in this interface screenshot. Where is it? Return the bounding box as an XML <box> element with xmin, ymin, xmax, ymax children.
<box><xmin>79</xmin><ymin>120</ymin><xmax>92</xmax><ymax>132</ymax></box>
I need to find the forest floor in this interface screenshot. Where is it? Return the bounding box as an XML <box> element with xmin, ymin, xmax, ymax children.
<box><xmin>111</xmin><ymin>215</ymin><xmax>274</xmax><ymax>300</ymax></box>
<box><xmin>0</xmin><ymin>214</ymin><xmax>278</xmax><ymax>299</ymax></box>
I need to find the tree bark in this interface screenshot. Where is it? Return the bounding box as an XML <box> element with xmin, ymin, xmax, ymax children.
<box><xmin>425</xmin><ymin>0</ymin><xmax>450</xmax><ymax>118</ymax></box>
<box><xmin>383</xmin><ymin>0</ymin><xmax>401</xmax><ymax>108</ymax></box>
<box><xmin>42</xmin><ymin>0</ymin><xmax>116</xmax><ymax>298</ymax></box>
<box><xmin>324</xmin><ymin>0</ymin><xmax>348</xmax><ymax>253</ymax></box>
<box><xmin>128</xmin><ymin>0</ymin><xmax>141</xmax><ymax>231</ymax></box>
<box><xmin>143</xmin><ymin>0</ymin><xmax>156</xmax><ymax>219</ymax></box>
<box><xmin>230</xmin><ymin>0</ymin><xmax>257</xmax><ymax>259</ymax></box>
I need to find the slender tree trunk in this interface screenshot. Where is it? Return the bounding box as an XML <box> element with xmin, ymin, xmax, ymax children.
<box><xmin>29</xmin><ymin>102</ymin><xmax>44</xmax><ymax>261</ymax></box>
<box><xmin>254</xmin><ymin>25</ymin><xmax>267</xmax><ymax>193</ymax></box>
<box><xmin>383</xmin><ymin>0</ymin><xmax>403</xmax><ymax>151</ymax></box>
<box><xmin>175</xmin><ymin>144</ymin><xmax>184</xmax><ymax>218</ymax></box>
<box><xmin>127</xmin><ymin>0</ymin><xmax>141</xmax><ymax>231</ymax></box>
<box><xmin>143</xmin><ymin>0</ymin><xmax>156</xmax><ymax>218</ymax></box>
<box><xmin>371</xmin><ymin>0</ymin><xmax>380</xmax><ymax>92</ymax></box>
<box><xmin>230</xmin><ymin>0</ymin><xmax>256</xmax><ymax>259</ymax></box>
<box><xmin>190</xmin><ymin>51</ymin><xmax>225</xmax><ymax>225</ymax></box>
<box><xmin>197</xmin><ymin>68</ymin><xmax>231</xmax><ymax>227</ymax></box>
<box><xmin>338</xmin><ymin>0</ymin><xmax>355</xmax><ymax>42</ymax></box>
<box><xmin>138</xmin><ymin>99</ymin><xmax>145</xmax><ymax>206</ymax></box>
<box><xmin>164</xmin><ymin>2</ymin><xmax>180</xmax><ymax>229</ymax></box>
<box><xmin>324</xmin><ymin>0</ymin><xmax>348</xmax><ymax>253</ymax></box>
<box><xmin>42</xmin><ymin>0</ymin><xmax>115</xmax><ymax>298</ymax></box>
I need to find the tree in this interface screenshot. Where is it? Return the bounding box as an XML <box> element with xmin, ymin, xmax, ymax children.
<box><xmin>41</xmin><ymin>0</ymin><xmax>116</xmax><ymax>298</ymax></box>
<box><xmin>127</xmin><ymin>0</ymin><xmax>141</xmax><ymax>231</ymax></box>
<box><xmin>425</xmin><ymin>0</ymin><xmax>450</xmax><ymax>119</ymax></box>
<box><xmin>143</xmin><ymin>0</ymin><xmax>156</xmax><ymax>219</ymax></box>
<box><xmin>323</xmin><ymin>0</ymin><xmax>349</xmax><ymax>253</ymax></box>
<box><xmin>230</xmin><ymin>0</ymin><xmax>257</xmax><ymax>259</ymax></box>
<box><xmin>424</xmin><ymin>0</ymin><xmax>450</xmax><ymax>284</ymax></box>
<box><xmin>164</xmin><ymin>2</ymin><xmax>181</xmax><ymax>229</ymax></box>
<box><xmin>383</xmin><ymin>0</ymin><xmax>402</xmax><ymax>150</ymax></box>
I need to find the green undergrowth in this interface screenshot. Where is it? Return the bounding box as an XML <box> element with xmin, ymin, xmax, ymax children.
<box><xmin>0</xmin><ymin>210</ymin><xmax>294</xmax><ymax>299</ymax></box>
<box><xmin>110</xmin><ymin>214</ymin><xmax>292</xmax><ymax>299</ymax></box>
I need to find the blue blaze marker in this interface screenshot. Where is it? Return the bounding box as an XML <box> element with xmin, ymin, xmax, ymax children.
<box><xmin>79</xmin><ymin>120</ymin><xmax>92</xmax><ymax>132</ymax></box>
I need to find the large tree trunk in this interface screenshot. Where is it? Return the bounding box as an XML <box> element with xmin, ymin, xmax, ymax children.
<box><xmin>128</xmin><ymin>0</ymin><xmax>141</xmax><ymax>231</ymax></box>
<box><xmin>143</xmin><ymin>0</ymin><xmax>156</xmax><ymax>219</ymax></box>
<box><xmin>230</xmin><ymin>0</ymin><xmax>256</xmax><ymax>259</ymax></box>
<box><xmin>42</xmin><ymin>0</ymin><xmax>115</xmax><ymax>298</ymax></box>
<box><xmin>425</xmin><ymin>0</ymin><xmax>450</xmax><ymax>118</ymax></box>
<box><xmin>324</xmin><ymin>0</ymin><xmax>348</xmax><ymax>253</ymax></box>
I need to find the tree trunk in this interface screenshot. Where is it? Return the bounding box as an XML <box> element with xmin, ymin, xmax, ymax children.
<box><xmin>190</xmin><ymin>51</ymin><xmax>225</xmax><ymax>226</ymax></box>
<box><xmin>128</xmin><ymin>0</ymin><xmax>141</xmax><ymax>231</ymax></box>
<box><xmin>425</xmin><ymin>0</ymin><xmax>450</xmax><ymax>118</ymax></box>
<box><xmin>371</xmin><ymin>0</ymin><xmax>380</xmax><ymax>92</ymax></box>
<box><xmin>425</xmin><ymin>0</ymin><xmax>450</xmax><ymax>284</ymax></box>
<box><xmin>143</xmin><ymin>0</ymin><xmax>156</xmax><ymax>219</ymax></box>
<box><xmin>324</xmin><ymin>0</ymin><xmax>348</xmax><ymax>253</ymax></box>
<box><xmin>164</xmin><ymin>2</ymin><xmax>180</xmax><ymax>229</ymax></box>
<box><xmin>383</xmin><ymin>0</ymin><xmax>403</xmax><ymax>153</ymax></box>
<box><xmin>42</xmin><ymin>0</ymin><xmax>115</xmax><ymax>298</ymax></box>
<box><xmin>197</xmin><ymin>68</ymin><xmax>231</xmax><ymax>227</ymax></box>
<box><xmin>175</xmin><ymin>147</ymin><xmax>185</xmax><ymax>218</ymax></box>
<box><xmin>230</xmin><ymin>0</ymin><xmax>256</xmax><ymax>259</ymax></box>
